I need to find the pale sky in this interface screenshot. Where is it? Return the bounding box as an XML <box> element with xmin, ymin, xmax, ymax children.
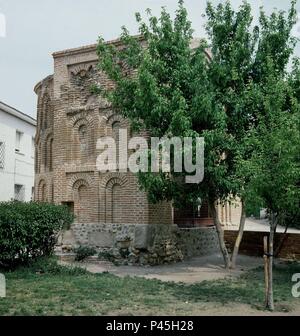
<box><xmin>0</xmin><ymin>0</ymin><xmax>299</xmax><ymax>118</ymax></box>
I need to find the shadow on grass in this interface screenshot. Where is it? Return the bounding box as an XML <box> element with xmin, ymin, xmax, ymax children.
<box><xmin>165</xmin><ymin>262</ymin><xmax>300</xmax><ymax>308</ymax></box>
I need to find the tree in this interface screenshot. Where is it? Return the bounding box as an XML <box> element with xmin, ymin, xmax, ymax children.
<box><xmin>234</xmin><ymin>1</ymin><xmax>300</xmax><ymax>309</ymax></box>
<box><xmin>96</xmin><ymin>1</ymin><xmax>234</xmax><ymax>268</ymax></box>
<box><xmin>204</xmin><ymin>0</ymin><xmax>259</xmax><ymax>269</ymax></box>
<box><xmin>95</xmin><ymin>0</ymin><xmax>299</xmax><ymax>273</ymax></box>
<box><xmin>204</xmin><ymin>0</ymin><xmax>298</xmax><ymax>269</ymax></box>
<box><xmin>246</xmin><ymin>60</ymin><xmax>300</xmax><ymax>310</ymax></box>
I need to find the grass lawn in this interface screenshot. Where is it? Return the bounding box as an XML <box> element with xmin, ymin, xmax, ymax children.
<box><xmin>0</xmin><ymin>258</ymin><xmax>299</xmax><ymax>316</ymax></box>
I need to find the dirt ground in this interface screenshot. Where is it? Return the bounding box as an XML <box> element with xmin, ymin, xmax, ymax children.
<box><xmin>60</xmin><ymin>253</ymin><xmax>263</xmax><ymax>283</ymax></box>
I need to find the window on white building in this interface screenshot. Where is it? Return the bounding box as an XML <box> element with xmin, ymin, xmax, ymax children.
<box><xmin>0</xmin><ymin>141</ymin><xmax>4</xmax><ymax>169</ymax></box>
<box><xmin>14</xmin><ymin>184</ymin><xmax>25</xmax><ymax>202</ymax></box>
<box><xmin>15</xmin><ymin>131</ymin><xmax>23</xmax><ymax>153</ymax></box>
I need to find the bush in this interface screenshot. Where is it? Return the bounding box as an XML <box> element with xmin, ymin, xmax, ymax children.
<box><xmin>98</xmin><ymin>251</ymin><xmax>115</xmax><ymax>262</ymax></box>
<box><xmin>74</xmin><ymin>246</ymin><xmax>96</xmax><ymax>262</ymax></box>
<box><xmin>0</xmin><ymin>201</ymin><xmax>74</xmax><ymax>269</ymax></box>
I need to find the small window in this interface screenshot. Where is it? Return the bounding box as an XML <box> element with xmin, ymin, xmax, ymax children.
<box><xmin>14</xmin><ymin>184</ymin><xmax>25</xmax><ymax>202</ymax></box>
<box><xmin>0</xmin><ymin>142</ymin><xmax>5</xmax><ymax>169</ymax></box>
<box><xmin>15</xmin><ymin>131</ymin><xmax>23</xmax><ymax>153</ymax></box>
<box><xmin>78</xmin><ymin>125</ymin><xmax>87</xmax><ymax>151</ymax></box>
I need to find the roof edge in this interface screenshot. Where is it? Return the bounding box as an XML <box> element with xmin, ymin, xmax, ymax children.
<box><xmin>0</xmin><ymin>101</ymin><xmax>36</xmax><ymax>126</ymax></box>
<box><xmin>52</xmin><ymin>35</ymin><xmax>143</xmax><ymax>58</ymax></box>
<box><xmin>34</xmin><ymin>75</ymin><xmax>54</xmax><ymax>94</ymax></box>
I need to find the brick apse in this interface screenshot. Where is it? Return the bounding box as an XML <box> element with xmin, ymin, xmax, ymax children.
<box><xmin>34</xmin><ymin>38</ymin><xmax>241</xmax><ymax>265</ymax></box>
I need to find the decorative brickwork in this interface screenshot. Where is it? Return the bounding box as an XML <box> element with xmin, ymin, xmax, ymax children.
<box><xmin>34</xmin><ymin>40</ymin><xmax>173</xmax><ymax>263</ymax></box>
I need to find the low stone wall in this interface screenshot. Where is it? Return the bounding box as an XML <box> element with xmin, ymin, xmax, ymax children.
<box><xmin>177</xmin><ymin>227</ymin><xmax>220</xmax><ymax>258</ymax></box>
<box><xmin>57</xmin><ymin>223</ymin><xmax>220</xmax><ymax>265</ymax></box>
<box><xmin>225</xmin><ymin>230</ymin><xmax>300</xmax><ymax>260</ymax></box>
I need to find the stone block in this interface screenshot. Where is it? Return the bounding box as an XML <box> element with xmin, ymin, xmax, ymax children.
<box><xmin>62</xmin><ymin>230</ymin><xmax>76</xmax><ymax>246</ymax></box>
<box><xmin>88</xmin><ymin>231</ymin><xmax>114</xmax><ymax>248</ymax></box>
<box><xmin>134</xmin><ymin>225</ymin><xmax>154</xmax><ymax>249</ymax></box>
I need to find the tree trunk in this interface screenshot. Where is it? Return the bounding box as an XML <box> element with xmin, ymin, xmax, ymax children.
<box><xmin>230</xmin><ymin>199</ymin><xmax>246</xmax><ymax>269</ymax></box>
<box><xmin>274</xmin><ymin>217</ymin><xmax>289</xmax><ymax>258</ymax></box>
<box><xmin>209</xmin><ymin>200</ymin><xmax>230</xmax><ymax>269</ymax></box>
<box><xmin>263</xmin><ymin>236</ymin><xmax>269</xmax><ymax>307</ymax></box>
<box><xmin>266</xmin><ymin>212</ymin><xmax>277</xmax><ymax>311</ymax></box>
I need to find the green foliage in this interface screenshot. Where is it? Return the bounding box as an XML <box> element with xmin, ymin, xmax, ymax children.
<box><xmin>243</xmin><ymin>56</ymin><xmax>300</xmax><ymax>227</ymax></box>
<box><xmin>0</xmin><ymin>201</ymin><xmax>74</xmax><ymax>269</ymax></box>
<box><xmin>96</xmin><ymin>0</ymin><xmax>299</xmax><ymax>227</ymax></box>
<box><xmin>98</xmin><ymin>251</ymin><xmax>116</xmax><ymax>263</ymax></box>
<box><xmin>74</xmin><ymin>246</ymin><xmax>96</xmax><ymax>262</ymax></box>
<box><xmin>205</xmin><ymin>0</ymin><xmax>298</xmax><ymax>204</ymax></box>
<box><xmin>96</xmin><ymin>1</ymin><xmax>231</xmax><ymax>206</ymax></box>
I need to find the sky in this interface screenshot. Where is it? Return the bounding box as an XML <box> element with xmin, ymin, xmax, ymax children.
<box><xmin>0</xmin><ymin>0</ymin><xmax>300</xmax><ymax>118</ymax></box>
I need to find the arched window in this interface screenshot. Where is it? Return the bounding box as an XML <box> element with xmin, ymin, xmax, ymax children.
<box><xmin>44</xmin><ymin>136</ymin><xmax>53</xmax><ymax>172</ymax></box>
<box><xmin>112</xmin><ymin>183</ymin><xmax>122</xmax><ymax>224</ymax></box>
<box><xmin>38</xmin><ymin>181</ymin><xmax>47</xmax><ymax>202</ymax></box>
<box><xmin>103</xmin><ymin>176</ymin><xmax>129</xmax><ymax>224</ymax></box>
<box><xmin>112</xmin><ymin>121</ymin><xmax>121</xmax><ymax>167</ymax></box>
<box><xmin>77</xmin><ymin>184</ymin><xmax>88</xmax><ymax>223</ymax></box>
<box><xmin>40</xmin><ymin>95</ymin><xmax>52</xmax><ymax>131</ymax></box>
<box><xmin>78</xmin><ymin>124</ymin><xmax>88</xmax><ymax>151</ymax></box>
<box><xmin>72</xmin><ymin>179</ymin><xmax>90</xmax><ymax>223</ymax></box>
<box><xmin>49</xmin><ymin>138</ymin><xmax>53</xmax><ymax>172</ymax></box>
<box><xmin>41</xmin><ymin>184</ymin><xmax>46</xmax><ymax>202</ymax></box>
<box><xmin>112</xmin><ymin>121</ymin><xmax>121</xmax><ymax>136</ymax></box>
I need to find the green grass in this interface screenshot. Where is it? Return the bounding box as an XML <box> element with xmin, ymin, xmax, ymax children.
<box><xmin>0</xmin><ymin>258</ymin><xmax>299</xmax><ymax>316</ymax></box>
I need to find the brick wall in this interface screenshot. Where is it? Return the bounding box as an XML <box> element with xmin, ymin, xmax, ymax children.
<box><xmin>225</xmin><ymin>230</ymin><xmax>300</xmax><ymax>260</ymax></box>
<box><xmin>34</xmin><ymin>40</ymin><xmax>173</xmax><ymax>228</ymax></box>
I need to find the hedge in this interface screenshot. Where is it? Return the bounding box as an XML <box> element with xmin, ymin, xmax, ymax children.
<box><xmin>0</xmin><ymin>201</ymin><xmax>74</xmax><ymax>269</ymax></box>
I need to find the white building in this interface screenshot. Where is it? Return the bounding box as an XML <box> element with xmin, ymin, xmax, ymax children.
<box><xmin>0</xmin><ymin>101</ymin><xmax>36</xmax><ymax>202</ymax></box>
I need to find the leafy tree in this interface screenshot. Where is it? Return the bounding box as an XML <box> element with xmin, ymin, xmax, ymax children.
<box><xmin>95</xmin><ymin>0</ymin><xmax>299</xmax><ymax>274</ymax></box>
<box><xmin>96</xmin><ymin>1</ymin><xmax>233</xmax><ymax>268</ymax></box>
<box><xmin>204</xmin><ymin>0</ymin><xmax>298</xmax><ymax>269</ymax></box>
<box><xmin>246</xmin><ymin>60</ymin><xmax>300</xmax><ymax>310</ymax></box>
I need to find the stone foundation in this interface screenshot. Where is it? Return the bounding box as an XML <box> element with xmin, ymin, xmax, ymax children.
<box><xmin>177</xmin><ymin>227</ymin><xmax>220</xmax><ymax>258</ymax></box>
<box><xmin>57</xmin><ymin>223</ymin><xmax>220</xmax><ymax>265</ymax></box>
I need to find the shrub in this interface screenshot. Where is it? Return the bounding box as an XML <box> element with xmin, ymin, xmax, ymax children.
<box><xmin>98</xmin><ymin>251</ymin><xmax>115</xmax><ymax>262</ymax></box>
<box><xmin>0</xmin><ymin>201</ymin><xmax>74</xmax><ymax>269</ymax></box>
<box><xmin>74</xmin><ymin>246</ymin><xmax>96</xmax><ymax>262</ymax></box>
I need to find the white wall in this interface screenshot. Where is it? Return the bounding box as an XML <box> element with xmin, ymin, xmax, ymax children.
<box><xmin>0</xmin><ymin>108</ymin><xmax>36</xmax><ymax>202</ymax></box>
